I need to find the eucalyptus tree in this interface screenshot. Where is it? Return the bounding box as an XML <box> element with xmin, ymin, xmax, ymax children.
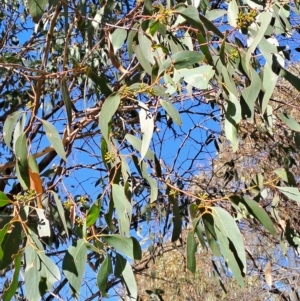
<box><xmin>0</xmin><ymin>0</ymin><xmax>300</xmax><ymax>300</ymax></box>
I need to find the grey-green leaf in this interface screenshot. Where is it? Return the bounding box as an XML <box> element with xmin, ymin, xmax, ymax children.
<box><xmin>99</xmin><ymin>93</ymin><xmax>121</xmax><ymax>143</ymax></box>
<box><xmin>213</xmin><ymin>207</ymin><xmax>246</xmax><ymax>274</ymax></box>
<box><xmin>187</xmin><ymin>231</ymin><xmax>197</xmax><ymax>274</ymax></box>
<box><xmin>97</xmin><ymin>255</ymin><xmax>113</xmax><ymax>295</ymax></box>
<box><xmin>102</xmin><ymin>235</ymin><xmax>142</xmax><ymax>260</ymax></box>
<box><xmin>160</xmin><ymin>100</ymin><xmax>182</xmax><ymax>126</ymax></box>
<box><xmin>51</xmin><ymin>191</ymin><xmax>69</xmax><ymax>237</ymax></box>
<box><xmin>276</xmin><ymin>186</ymin><xmax>300</xmax><ymax>202</ymax></box>
<box><xmin>41</xmin><ymin>119</ymin><xmax>66</xmax><ymax>161</ymax></box>
<box><xmin>278</xmin><ymin>113</ymin><xmax>300</xmax><ymax>132</ymax></box>
<box><xmin>62</xmin><ymin>239</ymin><xmax>87</xmax><ymax>298</ymax></box>
<box><xmin>3</xmin><ymin>111</ymin><xmax>25</xmax><ymax>149</ymax></box>
<box><xmin>61</xmin><ymin>79</ymin><xmax>73</xmax><ymax>130</ymax></box>
<box><xmin>112</xmin><ymin>184</ymin><xmax>132</xmax><ymax>237</ymax></box>
<box><xmin>28</xmin><ymin>0</ymin><xmax>48</xmax><ymax>23</ymax></box>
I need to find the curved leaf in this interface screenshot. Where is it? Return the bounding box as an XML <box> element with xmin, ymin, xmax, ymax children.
<box><xmin>41</xmin><ymin>119</ymin><xmax>66</xmax><ymax>161</ymax></box>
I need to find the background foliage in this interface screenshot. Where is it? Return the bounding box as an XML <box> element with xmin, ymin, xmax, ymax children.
<box><xmin>0</xmin><ymin>0</ymin><xmax>300</xmax><ymax>300</ymax></box>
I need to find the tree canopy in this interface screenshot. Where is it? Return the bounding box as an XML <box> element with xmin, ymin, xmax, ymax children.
<box><xmin>1</xmin><ymin>0</ymin><xmax>300</xmax><ymax>300</ymax></box>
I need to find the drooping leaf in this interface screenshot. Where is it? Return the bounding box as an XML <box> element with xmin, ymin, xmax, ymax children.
<box><xmin>102</xmin><ymin>235</ymin><xmax>142</xmax><ymax>260</ymax></box>
<box><xmin>114</xmin><ymin>253</ymin><xmax>127</xmax><ymax>277</ymax></box>
<box><xmin>230</xmin><ymin>196</ymin><xmax>276</xmax><ymax>235</ymax></box>
<box><xmin>177</xmin><ymin>66</ymin><xmax>215</xmax><ymax>90</ymax></box>
<box><xmin>51</xmin><ymin>191</ymin><xmax>69</xmax><ymax>237</ymax></box>
<box><xmin>280</xmin><ymin>67</ymin><xmax>300</xmax><ymax>93</ymax></box>
<box><xmin>61</xmin><ymin>78</ymin><xmax>73</xmax><ymax>129</ymax></box>
<box><xmin>0</xmin><ymin>222</ymin><xmax>22</xmax><ymax>270</ymax></box>
<box><xmin>140</xmin><ymin>161</ymin><xmax>158</xmax><ymax>203</ymax></box>
<box><xmin>112</xmin><ymin>184</ymin><xmax>132</xmax><ymax>237</ymax></box>
<box><xmin>15</xmin><ymin>133</ymin><xmax>30</xmax><ymax>189</ymax></box>
<box><xmin>62</xmin><ymin>239</ymin><xmax>87</xmax><ymax>298</ymax></box>
<box><xmin>28</xmin><ymin>0</ymin><xmax>48</xmax><ymax>23</ymax></box>
<box><xmin>122</xmin><ymin>260</ymin><xmax>138</xmax><ymax>300</ymax></box>
<box><xmin>3</xmin><ymin>111</ymin><xmax>24</xmax><ymax>149</ymax></box>
<box><xmin>170</xmin><ymin>194</ymin><xmax>182</xmax><ymax>242</ymax></box>
<box><xmin>86</xmin><ymin>68</ymin><xmax>113</xmax><ymax>97</ymax></box>
<box><xmin>160</xmin><ymin>99</ymin><xmax>182</xmax><ymax>126</ymax></box>
<box><xmin>139</xmin><ymin>103</ymin><xmax>154</xmax><ymax>160</ymax></box>
<box><xmin>99</xmin><ymin>93</ymin><xmax>121</xmax><ymax>143</ymax></box>
<box><xmin>275</xmin><ymin>168</ymin><xmax>297</xmax><ymax>186</ymax></box>
<box><xmin>3</xmin><ymin>252</ymin><xmax>22</xmax><ymax>301</ymax></box>
<box><xmin>214</xmin><ymin>224</ymin><xmax>245</xmax><ymax>287</ymax></box>
<box><xmin>39</xmin><ymin>252</ymin><xmax>61</xmax><ymax>291</ymax></box>
<box><xmin>228</xmin><ymin>0</ymin><xmax>239</xmax><ymax>27</ymax></box>
<box><xmin>278</xmin><ymin>113</ymin><xmax>300</xmax><ymax>132</ymax></box>
<box><xmin>24</xmin><ymin>245</ymin><xmax>41</xmax><ymax>301</ymax></box>
<box><xmin>97</xmin><ymin>255</ymin><xmax>113</xmax><ymax>295</ymax></box>
<box><xmin>213</xmin><ymin>207</ymin><xmax>246</xmax><ymax>274</ymax></box>
<box><xmin>41</xmin><ymin>119</ymin><xmax>66</xmax><ymax>161</ymax></box>
<box><xmin>86</xmin><ymin>198</ymin><xmax>102</xmax><ymax>227</ymax></box>
<box><xmin>202</xmin><ymin>213</ymin><xmax>221</xmax><ymax>257</ymax></box>
<box><xmin>193</xmin><ymin>218</ymin><xmax>207</xmax><ymax>249</ymax></box>
<box><xmin>276</xmin><ymin>186</ymin><xmax>300</xmax><ymax>202</ymax></box>
<box><xmin>187</xmin><ymin>231</ymin><xmax>197</xmax><ymax>274</ymax></box>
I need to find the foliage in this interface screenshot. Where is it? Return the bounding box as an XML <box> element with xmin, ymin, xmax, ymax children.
<box><xmin>0</xmin><ymin>0</ymin><xmax>300</xmax><ymax>300</ymax></box>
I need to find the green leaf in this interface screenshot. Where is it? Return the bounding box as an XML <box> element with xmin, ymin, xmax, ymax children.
<box><xmin>245</xmin><ymin>12</ymin><xmax>272</xmax><ymax>71</ymax></box>
<box><xmin>228</xmin><ymin>0</ymin><xmax>239</xmax><ymax>27</ymax></box>
<box><xmin>51</xmin><ymin>191</ymin><xmax>69</xmax><ymax>237</ymax></box>
<box><xmin>177</xmin><ymin>66</ymin><xmax>215</xmax><ymax>90</ymax></box>
<box><xmin>111</xmin><ymin>29</ymin><xmax>127</xmax><ymax>53</ymax></box>
<box><xmin>202</xmin><ymin>213</ymin><xmax>221</xmax><ymax>257</ymax></box>
<box><xmin>28</xmin><ymin>0</ymin><xmax>48</xmax><ymax>23</ymax></box>
<box><xmin>99</xmin><ymin>93</ymin><xmax>121</xmax><ymax>143</ymax></box>
<box><xmin>0</xmin><ymin>222</ymin><xmax>22</xmax><ymax>270</ymax></box>
<box><xmin>114</xmin><ymin>253</ymin><xmax>127</xmax><ymax>277</ymax></box>
<box><xmin>187</xmin><ymin>231</ymin><xmax>197</xmax><ymax>274</ymax></box>
<box><xmin>125</xmin><ymin>134</ymin><xmax>155</xmax><ymax>160</ymax></box>
<box><xmin>3</xmin><ymin>111</ymin><xmax>24</xmax><ymax>149</ymax></box>
<box><xmin>276</xmin><ymin>186</ymin><xmax>300</xmax><ymax>202</ymax></box>
<box><xmin>139</xmin><ymin>103</ymin><xmax>154</xmax><ymax>160</ymax></box>
<box><xmin>16</xmin><ymin>133</ymin><xmax>30</xmax><ymax>189</ymax></box>
<box><xmin>176</xmin><ymin>5</ymin><xmax>206</xmax><ymax>35</ymax></box>
<box><xmin>280</xmin><ymin>68</ymin><xmax>300</xmax><ymax>93</ymax></box>
<box><xmin>160</xmin><ymin>99</ymin><xmax>182</xmax><ymax>126</ymax></box>
<box><xmin>25</xmin><ymin>245</ymin><xmax>41</xmax><ymax>301</ymax></box>
<box><xmin>261</xmin><ymin>63</ymin><xmax>278</xmax><ymax>114</ymax></box>
<box><xmin>214</xmin><ymin>224</ymin><xmax>245</xmax><ymax>287</ymax></box>
<box><xmin>230</xmin><ymin>196</ymin><xmax>276</xmax><ymax>235</ymax></box>
<box><xmin>170</xmin><ymin>194</ymin><xmax>181</xmax><ymax>242</ymax></box>
<box><xmin>193</xmin><ymin>218</ymin><xmax>207</xmax><ymax>249</ymax></box>
<box><xmin>275</xmin><ymin>168</ymin><xmax>297</xmax><ymax>186</ymax></box>
<box><xmin>132</xmin><ymin>44</ymin><xmax>152</xmax><ymax>75</ymax></box>
<box><xmin>112</xmin><ymin>184</ymin><xmax>132</xmax><ymax>237</ymax></box>
<box><xmin>87</xmin><ymin>198</ymin><xmax>102</xmax><ymax>227</ymax></box>
<box><xmin>278</xmin><ymin>113</ymin><xmax>300</xmax><ymax>132</ymax></box>
<box><xmin>62</xmin><ymin>239</ymin><xmax>87</xmax><ymax>298</ymax></box>
<box><xmin>3</xmin><ymin>252</ymin><xmax>22</xmax><ymax>301</ymax></box>
<box><xmin>224</xmin><ymin>109</ymin><xmax>238</xmax><ymax>152</ymax></box>
<box><xmin>205</xmin><ymin>9</ymin><xmax>226</xmax><ymax>21</ymax></box>
<box><xmin>0</xmin><ymin>224</ymin><xmax>10</xmax><ymax>259</ymax></box>
<box><xmin>39</xmin><ymin>252</ymin><xmax>61</xmax><ymax>291</ymax></box>
<box><xmin>122</xmin><ymin>260</ymin><xmax>138</xmax><ymax>300</ymax></box>
<box><xmin>102</xmin><ymin>235</ymin><xmax>142</xmax><ymax>260</ymax></box>
<box><xmin>61</xmin><ymin>78</ymin><xmax>73</xmax><ymax>129</ymax></box>
<box><xmin>140</xmin><ymin>161</ymin><xmax>158</xmax><ymax>203</ymax></box>
<box><xmin>86</xmin><ymin>68</ymin><xmax>113</xmax><ymax>97</ymax></box>
<box><xmin>97</xmin><ymin>255</ymin><xmax>113</xmax><ymax>295</ymax></box>
<box><xmin>0</xmin><ymin>192</ymin><xmax>12</xmax><ymax>207</ymax></box>
<box><xmin>41</xmin><ymin>119</ymin><xmax>66</xmax><ymax>161</ymax></box>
